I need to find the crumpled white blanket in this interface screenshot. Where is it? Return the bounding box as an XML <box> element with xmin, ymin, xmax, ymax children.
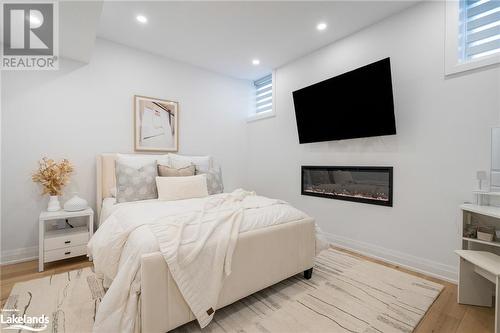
<box><xmin>150</xmin><ymin>189</ymin><xmax>286</xmax><ymax>328</ymax></box>
<box><xmin>88</xmin><ymin>189</ymin><xmax>326</xmax><ymax>333</ymax></box>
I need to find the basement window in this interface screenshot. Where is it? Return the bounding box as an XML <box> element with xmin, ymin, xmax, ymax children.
<box><xmin>460</xmin><ymin>0</ymin><xmax>500</xmax><ymax>60</ymax></box>
<box><xmin>248</xmin><ymin>73</ymin><xmax>275</xmax><ymax>122</ymax></box>
<box><xmin>446</xmin><ymin>0</ymin><xmax>500</xmax><ymax>75</ymax></box>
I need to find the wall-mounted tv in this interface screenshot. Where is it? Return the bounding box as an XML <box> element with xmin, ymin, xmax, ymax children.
<box><xmin>293</xmin><ymin>58</ymin><xmax>396</xmax><ymax>144</ymax></box>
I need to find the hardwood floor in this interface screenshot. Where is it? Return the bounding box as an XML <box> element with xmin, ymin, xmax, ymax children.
<box><xmin>0</xmin><ymin>249</ymin><xmax>495</xmax><ymax>332</ymax></box>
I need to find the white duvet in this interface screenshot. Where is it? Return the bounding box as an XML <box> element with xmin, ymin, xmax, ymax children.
<box><xmin>88</xmin><ymin>190</ymin><xmax>323</xmax><ymax>333</ymax></box>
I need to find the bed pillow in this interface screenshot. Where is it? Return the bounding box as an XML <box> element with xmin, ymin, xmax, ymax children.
<box><xmin>156</xmin><ymin>174</ymin><xmax>208</xmax><ymax>201</ymax></box>
<box><xmin>196</xmin><ymin>166</ymin><xmax>224</xmax><ymax>194</ymax></box>
<box><xmin>116</xmin><ymin>154</ymin><xmax>169</xmax><ymax>168</ymax></box>
<box><xmin>158</xmin><ymin>164</ymin><xmax>195</xmax><ymax>177</ymax></box>
<box><xmin>115</xmin><ymin>160</ymin><xmax>158</xmax><ymax>203</ymax></box>
<box><xmin>168</xmin><ymin>153</ymin><xmax>213</xmax><ymax>172</ymax></box>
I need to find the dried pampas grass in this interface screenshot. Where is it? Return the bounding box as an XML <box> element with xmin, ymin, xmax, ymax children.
<box><xmin>32</xmin><ymin>157</ymin><xmax>74</xmax><ymax>196</ymax></box>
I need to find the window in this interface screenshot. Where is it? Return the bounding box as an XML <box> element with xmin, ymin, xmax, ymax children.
<box><xmin>445</xmin><ymin>0</ymin><xmax>500</xmax><ymax>75</ymax></box>
<box><xmin>248</xmin><ymin>73</ymin><xmax>275</xmax><ymax>122</ymax></box>
<box><xmin>459</xmin><ymin>0</ymin><xmax>500</xmax><ymax>61</ymax></box>
<box><xmin>254</xmin><ymin>74</ymin><xmax>273</xmax><ymax>114</ymax></box>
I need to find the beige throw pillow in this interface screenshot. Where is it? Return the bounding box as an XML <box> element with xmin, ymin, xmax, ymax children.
<box><xmin>156</xmin><ymin>174</ymin><xmax>208</xmax><ymax>201</ymax></box>
<box><xmin>158</xmin><ymin>164</ymin><xmax>195</xmax><ymax>177</ymax></box>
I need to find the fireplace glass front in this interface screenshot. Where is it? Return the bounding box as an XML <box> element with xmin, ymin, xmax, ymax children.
<box><xmin>301</xmin><ymin>166</ymin><xmax>393</xmax><ymax>206</ymax></box>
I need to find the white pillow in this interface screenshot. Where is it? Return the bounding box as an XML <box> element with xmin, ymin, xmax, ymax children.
<box><xmin>116</xmin><ymin>154</ymin><xmax>169</xmax><ymax>168</ymax></box>
<box><xmin>168</xmin><ymin>153</ymin><xmax>212</xmax><ymax>172</ymax></box>
<box><xmin>156</xmin><ymin>175</ymin><xmax>208</xmax><ymax>201</ymax></box>
<box><xmin>156</xmin><ymin>155</ymin><xmax>170</xmax><ymax>166</ymax></box>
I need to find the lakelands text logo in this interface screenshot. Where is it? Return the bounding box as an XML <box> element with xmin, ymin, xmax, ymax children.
<box><xmin>1</xmin><ymin>310</ymin><xmax>49</xmax><ymax>331</ymax></box>
<box><xmin>1</xmin><ymin>2</ymin><xmax>58</xmax><ymax>70</ymax></box>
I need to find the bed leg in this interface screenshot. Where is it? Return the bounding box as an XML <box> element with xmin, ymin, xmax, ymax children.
<box><xmin>303</xmin><ymin>268</ymin><xmax>313</xmax><ymax>280</ymax></box>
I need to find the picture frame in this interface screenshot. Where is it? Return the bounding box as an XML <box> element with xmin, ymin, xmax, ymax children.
<box><xmin>134</xmin><ymin>95</ymin><xmax>179</xmax><ymax>152</ymax></box>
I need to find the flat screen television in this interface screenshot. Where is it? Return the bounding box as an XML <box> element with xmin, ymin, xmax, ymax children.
<box><xmin>293</xmin><ymin>57</ymin><xmax>396</xmax><ymax>144</ymax></box>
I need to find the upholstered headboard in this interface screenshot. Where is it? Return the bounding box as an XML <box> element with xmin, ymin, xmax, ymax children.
<box><xmin>96</xmin><ymin>153</ymin><xmax>163</xmax><ymax>219</ymax></box>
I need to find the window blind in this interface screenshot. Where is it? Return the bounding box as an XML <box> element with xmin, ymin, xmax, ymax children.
<box><xmin>460</xmin><ymin>0</ymin><xmax>500</xmax><ymax>60</ymax></box>
<box><xmin>254</xmin><ymin>74</ymin><xmax>272</xmax><ymax>114</ymax></box>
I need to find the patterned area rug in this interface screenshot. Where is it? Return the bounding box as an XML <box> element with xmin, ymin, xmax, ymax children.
<box><xmin>2</xmin><ymin>249</ymin><xmax>443</xmax><ymax>332</ymax></box>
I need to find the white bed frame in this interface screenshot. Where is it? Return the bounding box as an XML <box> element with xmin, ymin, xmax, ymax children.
<box><xmin>96</xmin><ymin>153</ymin><xmax>316</xmax><ymax>333</ymax></box>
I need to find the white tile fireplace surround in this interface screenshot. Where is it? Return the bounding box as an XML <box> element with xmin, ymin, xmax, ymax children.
<box><xmin>301</xmin><ymin>166</ymin><xmax>393</xmax><ymax>207</ymax></box>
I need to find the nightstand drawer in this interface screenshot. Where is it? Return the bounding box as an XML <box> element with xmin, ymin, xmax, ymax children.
<box><xmin>44</xmin><ymin>226</ymin><xmax>89</xmax><ymax>251</ymax></box>
<box><xmin>44</xmin><ymin>244</ymin><xmax>87</xmax><ymax>263</ymax></box>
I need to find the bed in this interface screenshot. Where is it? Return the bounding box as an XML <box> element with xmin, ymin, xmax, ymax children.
<box><xmin>94</xmin><ymin>153</ymin><xmax>317</xmax><ymax>333</ymax></box>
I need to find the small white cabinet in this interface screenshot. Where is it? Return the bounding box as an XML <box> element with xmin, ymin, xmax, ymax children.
<box><xmin>38</xmin><ymin>208</ymin><xmax>94</xmax><ymax>272</ymax></box>
<box><xmin>458</xmin><ymin>204</ymin><xmax>500</xmax><ymax>333</ymax></box>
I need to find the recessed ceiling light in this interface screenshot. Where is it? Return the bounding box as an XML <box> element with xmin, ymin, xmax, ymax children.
<box><xmin>316</xmin><ymin>22</ymin><xmax>327</xmax><ymax>31</ymax></box>
<box><xmin>252</xmin><ymin>59</ymin><xmax>260</xmax><ymax>65</ymax></box>
<box><xmin>136</xmin><ymin>15</ymin><xmax>148</xmax><ymax>24</ymax></box>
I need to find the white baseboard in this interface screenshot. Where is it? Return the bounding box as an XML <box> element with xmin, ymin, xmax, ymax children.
<box><xmin>1</xmin><ymin>246</ymin><xmax>38</xmax><ymax>265</ymax></box>
<box><xmin>323</xmin><ymin>232</ymin><xmax>458</xmax><ymax>283</ymax></box>
<box><xmin>1</xmin><ymin>234</ymin><xmax>459</xmax><ymax>284</ymax></box>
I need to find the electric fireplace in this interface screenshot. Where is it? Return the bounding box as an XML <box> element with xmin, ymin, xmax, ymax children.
<box><xmin>301</xmin><ymin>166</ymin><xmax>393</xmax><ymax>207</ymax></box>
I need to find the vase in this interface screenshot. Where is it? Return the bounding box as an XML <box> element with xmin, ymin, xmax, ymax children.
<box><xmin>64</xmin><ymin>194</ymin><xmax>88</xmax><ymax>212</ymax></box>
<box><xmin>47</xmin><ymin>195</ymin><xmax>61</xmax><ymax>212</ymax></box>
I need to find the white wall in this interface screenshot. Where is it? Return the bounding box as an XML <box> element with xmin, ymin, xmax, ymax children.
<box><xmin>1</xmin><ymin>39</ymin><xmax>252</xmax><ymax>262</ymax></box>
<box><xmin>245</xmin><ymin>1</ymin><xmax>500</xmax><ymax>281</ymax></box>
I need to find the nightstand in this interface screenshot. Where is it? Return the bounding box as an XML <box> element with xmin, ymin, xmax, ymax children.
<box><xmin>38</xmin><ymin>208</ymin><xmax>94</xmax><ymax>272</ymax></box>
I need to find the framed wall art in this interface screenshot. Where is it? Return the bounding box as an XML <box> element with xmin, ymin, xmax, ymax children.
<box><xmin>134</xmin><ymin>95</ymin><xmax>178</xmax><ymax>152</ymax></box>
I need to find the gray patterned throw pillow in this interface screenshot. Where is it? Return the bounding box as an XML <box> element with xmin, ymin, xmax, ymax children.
<box><xmin>196</xmin><ymin>166</ymin><xmax>224</xmax><ymax>195</ymax></box>
<box><xmin>115</xmin><ymin>160</ymin><xmax>158</xmax><ymax>203</ymax></box>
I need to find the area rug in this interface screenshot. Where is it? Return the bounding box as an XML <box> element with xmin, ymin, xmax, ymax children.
<box><xmin>2</xmin><ymin>249</ymin><xmax>443</xmax><ymax>333</ymax></box>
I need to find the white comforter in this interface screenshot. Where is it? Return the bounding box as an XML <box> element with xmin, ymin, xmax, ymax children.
<box><xmin>88</xmin><ymin>190</ymin><xmax>320</xmax><ymax>333</ymax></box>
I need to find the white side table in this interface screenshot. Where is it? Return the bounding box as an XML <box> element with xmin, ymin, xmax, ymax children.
<box><xmin>39</xmin><ymin>208</ymin><xmax>94</xmax><ymax>272</ymax></box>
<box><xmin>458</xmin><ymin>204</ymin><xmax>500</xmax><ymax>333</ymax></box>
<box><xmin>456</xmin><ymin>250</ymin><xmax>500</xmax><ymax>333</ymax></box>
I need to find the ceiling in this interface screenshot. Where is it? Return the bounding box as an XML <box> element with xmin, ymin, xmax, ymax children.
<box><xmin>97</xmin><ymin>1</ymin><xmax>418</xmax><ymax>80</ymax></box>
<box><xmin>60</xmin><ymin>1</ymin><xmax>103</xmax><ymax>63</ymax></box>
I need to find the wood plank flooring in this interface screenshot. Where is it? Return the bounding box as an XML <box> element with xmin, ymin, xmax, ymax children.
<box><xmin>0</xmin><ymin>249</ymin><xmax>494</xmax><ymax>332</ymax></box>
